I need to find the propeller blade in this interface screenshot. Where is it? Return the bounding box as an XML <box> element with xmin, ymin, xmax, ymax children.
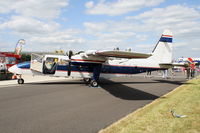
<box><xmin>68</xmin><ymin>62</ymin><xmax>71</xmax><ymax>76</ymax></box>
<box><xmin>67</xmin><ymin>50</ymin><xmax>73</xmax><ymax>76</ymax></box>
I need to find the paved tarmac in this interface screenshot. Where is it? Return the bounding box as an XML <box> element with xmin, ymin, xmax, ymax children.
<box><xmin>0</xmin><ymin>74</ymin><xmax>186</xmax><ymax>133</ymax></box>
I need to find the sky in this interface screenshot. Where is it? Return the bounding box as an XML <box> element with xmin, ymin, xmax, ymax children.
<box><xmin>0</xmin><ymin>0</ymin><xmax>200</xmax><ymax>58</ymax></box>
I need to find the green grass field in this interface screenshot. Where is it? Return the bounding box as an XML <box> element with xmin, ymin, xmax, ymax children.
<box><xmin>99</xmin><ymin>77</ymin><xmax>200</xmax><ymax>133</ymax></box>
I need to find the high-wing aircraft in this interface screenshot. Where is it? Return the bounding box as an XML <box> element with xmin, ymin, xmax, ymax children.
<box><xmin>163</xmin><ymin>57</ymin><xmax>200</xmax><ymax>69</ymax></box>
<box><xmin>9</xmin><ymin>30</ymin><xmax>173</xmax><ymax>87</ymax></box>
<box><xmin>177</xmin><ymin>57</ymin><xmax>200</xmax><ymax>64</ymax></box>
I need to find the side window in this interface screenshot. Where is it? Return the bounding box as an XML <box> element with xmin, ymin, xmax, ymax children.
<box><xmin>46</xmin><ymin>57</ymin><xmax>58</xmax><ymax>63</ymax></box>
<box><xmin>58</xmin><ymin>59</ymin><xmax>69</xmax><ymax>65</ymax></box>
<box><xmin>31</xmin><ymin>54</ymin><xmax>43</xmax><ymax>63</ymax></box>
<box><xmin>43</xmin><ymin>57</ymin><xmax>59</xmax><ymax>74</ymax></box>
<box><xmin>45</xmin><ymin>57</ymin><xmax>58</xmax><ymax>70</ymax></box>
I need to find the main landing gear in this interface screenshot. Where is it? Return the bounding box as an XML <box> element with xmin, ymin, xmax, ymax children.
<box><xmin>90</xmin><ymin>80</ymin><xmax>98</xmax><ymax>87</ymax></box>
<box><xmin>83</xmin><ymin>78</ymin><xmax>99</xmax><ymax>87</ymax></box>
<box><xmin>17</xmin><ymin>75</ymin><xmax>24</xmax><ymax>84</ymax></box>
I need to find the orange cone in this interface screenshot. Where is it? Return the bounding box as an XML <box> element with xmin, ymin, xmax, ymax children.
<box><xmin>12</xmin><ymin>75</ymin><xmax>17</xmax><ymax>79</ymax></box>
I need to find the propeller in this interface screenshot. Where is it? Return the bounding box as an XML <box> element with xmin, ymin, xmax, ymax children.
<box><xmin>67</xmin><ymin>50</ymin><xmax>73</xmax><ymax>76</ymax></box>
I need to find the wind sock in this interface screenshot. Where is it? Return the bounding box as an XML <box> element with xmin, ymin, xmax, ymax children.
<box><xmin>15</xmin><ymin>39</ymin><xmax>26</xmax><ymax>55</ymax></box>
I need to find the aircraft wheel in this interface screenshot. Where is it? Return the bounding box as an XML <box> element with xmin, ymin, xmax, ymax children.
<box><xmin>18</xmin><ymin>79</ymin><xmax>24</xmax><ymax>84</ymax></box>
<box><xmin>90</xmin><ymin>80</ymin><xmax>98</xmax><ymax>87</ymax></box>
<box><xmin>84</xmin><ymin>78</ymin><xmax>91</xmax><ymax>83</ymax></box>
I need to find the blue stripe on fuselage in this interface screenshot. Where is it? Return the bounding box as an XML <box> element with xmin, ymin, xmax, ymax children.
<box><xmin>102</xmin><ymin>65</ymin><xmax>164</xmax><ymax>74</ymax></box>
<box><xmin>159</xmin><ymin>37</ymin><xmax>172</xmax><ymax>43</ymax></box>
<box><xmin>58</xmin><ymin>63</ymin><xmax>164</xmax><ymax>74</ymax></box>
<box><xmin>17</xmin><ymin>61</ymin><xmax>164</xmax><ymax>74</ymax></box>
<box><xmin>17</xmin><ymin>61</ymin><xmax>31</xmax><ymax>69</ymax></box>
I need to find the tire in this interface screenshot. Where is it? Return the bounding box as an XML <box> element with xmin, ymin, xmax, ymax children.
<box><xmin>83</xmin><ymin>78</ymin><xmax>91</xmax><ymax>83</ymax></box>
<box><xmin>90</xmin><ymin>80</ymin><xmax>98</xmax><ymax>87</ymax></box>
<box><xmin>18</xmin><ymin>79</ymin><xmax>24</xmax><ymax>84</ymax></box>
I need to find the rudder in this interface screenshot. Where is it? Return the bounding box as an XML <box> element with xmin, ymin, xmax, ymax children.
<box><xmin>150</xmin><ymin>30</ymin><xmax>173</xmax><ymax>64</ymax></box>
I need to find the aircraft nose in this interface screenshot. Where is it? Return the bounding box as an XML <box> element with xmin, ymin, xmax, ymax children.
<box><xmin>8</xmin><ymin>64</ymin><xmax>21</xmax><ymax>74</ymax></box>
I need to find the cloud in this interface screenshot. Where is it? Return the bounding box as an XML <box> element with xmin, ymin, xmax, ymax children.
<box><xmin>30</xmin><ymin>30</ymin><xmax>84</xmax><ymax>45</ymax></box>
<box><xmin>191</xmin><ymin>47</ymin><xmax>200</xmax><ymax>51</ymax></box>
<box><xmin>1</xmin><ymin>16</ymin><xmax>60</xmax><ymax>35</ymax></box>
<box><xmin>0</xmin><ymin>0</ymin><xmax>87</xmax><ymax>52</ymax></box>
<box><xmin>84</xmin><ymin>21</ymin><xmax>139</xmax><ymax>33</ymax></box>
<box><xmin>97</xmin><ymin>32</ymin><xmax>136</xmax><ymax>40</ymax></box>
<box><xmin>83</xmin><ymin>21</ymin><xmax>140</xmax><ymax>50</ymax></box>
<box><xmin>0</xmin><ymin>0</ymin><xmax>15</xmax><ymax>13</ymax></box>
<box><xmin>83</xmin><ymin>4</ymin><xmax>200</xmax><ymax>57</ymax></box>
<box><xmin>173</xmin><ymin>42</ymin><xmax>188</xmax><ymax>48</ymax></box>
<box><xmin>0</xmin><ymin>16</ymin><xmax>85</xmax><ymax>52</ymax></box>
<box><xmin>18</xmin><ymin>27</ymin><xmax>85</xmax><ymax>52</ymax></box>
<box><xmin>0</xmin><ymin>0</ymin><xmax>69</xmax><ymax>19</ymax></box>
<box><xmin>85</xmin><ymin>0</ymin><xmax>164</xmax><ymax>16</ymax></box>
<box><xmin>127</xmin><ymin>5</ymin><xmax>200</xmax><ymax>35</ymax></box>
<box><xmin>84</xmin><ymin>22</ymin><xmax>107</xmax><ymax>32</ymax></box>
<box><xmin>1</xmin><ymin>1</ymin><xmax>199</xmax><ymax>58</ymax></box>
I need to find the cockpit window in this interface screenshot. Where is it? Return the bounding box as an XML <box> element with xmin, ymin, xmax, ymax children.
<box><xmin>5</xmin><ymin>57</ymin><xmax>16</xmax><ymax>64</ymax></box>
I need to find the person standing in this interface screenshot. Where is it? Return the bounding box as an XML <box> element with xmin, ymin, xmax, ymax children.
<box><xmin>190</xmin><ymin>63</ymin><xmax>195</xmax><ymax>78</ymax></box>
<box><xmin>186</xmin><ymin>66</ymin><xmax>191</xmax><ymax>80</ymax></box>
<box><xmin>145</xmin><ymin>70</ymin><xmax>152</xmax><ymax>78</ymax></box>
<box><xmin>162</xmin><ymin>69</ymin><xmax>168</xmax><ymax>79</ymax></box>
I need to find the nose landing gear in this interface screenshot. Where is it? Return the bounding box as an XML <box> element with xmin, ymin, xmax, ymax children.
<box><xmin>17</xmin><ymin>75</ymin><xmax>24</xmax><ymax>84</ymax></box>
<box><xmin>18</xmin><ymin>78</ymin><xmax>24</xmax><ymax>84</ymax></box>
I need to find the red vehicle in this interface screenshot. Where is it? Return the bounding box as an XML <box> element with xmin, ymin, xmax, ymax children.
<box><xmin>0</xmin><ymin>39</ymin><xmax>25</xmax><ymax>80</ymax></box>
<box><xmin>0</xmin><ymin>39</ymin><xmax>25</xmax><ymax>71</ymax></box>
<box><xmin>0</xmin><ymin>52</ymin><xmax>21</xmax><ymax>80</ymax></box>
<box><xmin>0</xmin><ymin>52</ymin><xmax>21</xmax><ymax>69</ymax></box>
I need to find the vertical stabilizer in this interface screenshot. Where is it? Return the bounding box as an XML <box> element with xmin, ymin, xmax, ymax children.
<box><xmin>149</xmin><ymin>30</ymin><xmax>173</xmax><ymax>63</ymax></box>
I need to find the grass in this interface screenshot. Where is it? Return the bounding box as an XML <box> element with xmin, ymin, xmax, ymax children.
<box><xmin>99</xmin><ymin>77</ymin><xmax>200</xmax><ymax>133</ymax></box>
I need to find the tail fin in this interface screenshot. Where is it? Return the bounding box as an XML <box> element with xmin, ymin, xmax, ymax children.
<box><xmin>14</xmin><ymin>39</ymin><xmax>26</xmax><ymax>55</ymax></box>
<box><xmin>187</xmin><ymin>57</ymin><xmax>194</xmax><ymax>64</ymax></box>
<box><xmin>149</xmin><ymin>30</ymin><xmax>173</xmax><ymax>63</ymax></box>
<box><xmin>187</xmin><ymin>57</ymin><xmax>195</xmax><ymax>68</ymax></box>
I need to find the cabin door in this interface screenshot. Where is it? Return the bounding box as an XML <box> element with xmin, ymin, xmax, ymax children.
<box><xmin>30</xmin><ymin>53</ymin><xmax>44</xmax><ymax>73</ymax></box>
<box><xmin>43</xmin><ymin>57</ymin><xmax>58</xmax><ymax>74</ymax></box>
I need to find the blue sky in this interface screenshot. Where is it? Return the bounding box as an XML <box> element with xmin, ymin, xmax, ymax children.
<box><xmin>0</xmin><ymin>0</ymin><xmax>200</xmax><ymax>58</ymax></box>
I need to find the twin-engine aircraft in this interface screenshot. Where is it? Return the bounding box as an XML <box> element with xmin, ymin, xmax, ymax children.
<box><xmin>9</xmin><ymin>30</ymin><xmax>173</xmax><ymax>87</ymax></box>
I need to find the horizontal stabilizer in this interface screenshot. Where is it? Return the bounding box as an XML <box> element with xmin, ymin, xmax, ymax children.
<box><xmin>93</xmin><ymin>50</ymin><xmax>151</xmax><ymax>59</ymax></box>
<box><xmin>159</xmin><ymin>63</ymin><xmax>188</xmax><ymax>67</ymax></box>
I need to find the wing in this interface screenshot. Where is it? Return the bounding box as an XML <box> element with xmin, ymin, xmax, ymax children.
<box><xmin>87</xmin><ymin>50</ymin><xmax>151</xmax><ymax>59</ymax></box>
